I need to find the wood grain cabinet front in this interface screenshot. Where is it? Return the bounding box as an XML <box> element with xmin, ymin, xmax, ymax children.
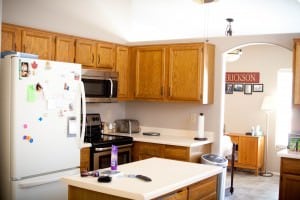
<box><xmin>133</xmin><ymin>46</ymin><xmax>166</xmax><ymax>100</ymax></box>
<box><xmin>1</xmin><ymin>23</ymin><xmax>21</xmax><ymax>52</ymax></box>
<box><xmin>293</xmin><ymin>39</ymin><xmax>300</xmax><ymax>104</ymax></box>
<box><xmin>279</xmin><ymin>157</ymin><xmax>300</xmax><ymax>200</ymax></box>
<box><xmin>132</xmin><ymin>141</ymin><xmax>211</xmax><ymax>163</ymax></box>
<box><xmin>75</xmin><ymin>38</ymin><xmax>97</xmax><ymax>68</ymax></box>
<box><xmin>55</xmin><ymin>35</ymin><xmax>75</xmax><ymax>63</ymax></box>
<box><xmin>226</xmin><ymin>133</ymin><xmax>264</xmax><ymax>175</ymax></box>
<box><xmin>22</xmin><ymin>29</ymin><xmax>55</xmax><ymax>60</ymax></box>
<box><xmin>132</xmin><ymin>43</ymin><xmax>215</xmax><ymax>103</ymax></box>
<box><xmin>96</xmin><ymin>42</ymin><xmax>116</xmax><ymax>70</ymax></box>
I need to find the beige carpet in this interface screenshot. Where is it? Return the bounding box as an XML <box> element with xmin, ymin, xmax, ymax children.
<box><xmin>225</xmin><ymin>170</ymin><xmax>279</xmax><ymax>200</ymax></box>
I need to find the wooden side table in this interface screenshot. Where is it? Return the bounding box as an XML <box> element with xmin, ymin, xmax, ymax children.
<box><xmin>225</xmin><ymin>133</ymin><xmax>265</xmax><ymax>175</ymax></box>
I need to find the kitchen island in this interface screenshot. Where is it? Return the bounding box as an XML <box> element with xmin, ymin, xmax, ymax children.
<box><xmin>63</xmin><ymin>157</ymin><xmax>222</xmax><ymax>200</ymax></box>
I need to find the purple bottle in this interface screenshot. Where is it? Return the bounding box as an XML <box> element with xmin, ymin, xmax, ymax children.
<box><xmin>111</xmin><ymin>145</ymin><xmax>118</xmax><ymax>170</ymax></box>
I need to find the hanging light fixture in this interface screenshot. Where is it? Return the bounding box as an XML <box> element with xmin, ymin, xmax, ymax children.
<box><xmin>226</xmin><ymin>49</ymin><xmax>242</xmax><ymax>62</ymax></box>
<box><xmin>225</xmin><ymin>18</ymin><xmax>234</xmax><ymax>36</ymax></box>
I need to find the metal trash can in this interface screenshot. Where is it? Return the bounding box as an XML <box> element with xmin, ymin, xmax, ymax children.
<box><xmin>201</xmin><ymin>154</ymin><xmax>228</xmax><ymax>200</ymax></box>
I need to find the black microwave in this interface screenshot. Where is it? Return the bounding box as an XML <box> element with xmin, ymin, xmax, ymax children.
<box><xmin>82</xmin><ymin>69</ymin><xmax>118</xmax><ymax>103</ymax></box>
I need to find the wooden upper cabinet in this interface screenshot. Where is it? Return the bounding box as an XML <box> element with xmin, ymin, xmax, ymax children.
<box><xmin>293</xmin><ymin>39</ymin><xmax>300</xmax><ymax>104</ymax></box>
<box><xmin>96</xmin><ymin>42</ymin><xmax>116</xmax><ymax>70</ymax></box>
<box><xmin>134</xmin><ymin>46</ymin><xmax>166</xmax><ymax>100</ymax></box>
<box><xmin>1</xmin><ymin>23</ymin><xmax>21</xmax><ymax>52</ymax></box>
<box><xmin>132</xmin><ymin>43</ymin><xmax>214</xmax><ymax>103</ymax></box>
<box><xmin>21</xmin><ymin>29</ymin><xmax>54</xmax><ymax>60</ymax></box>
<box><xmin>55</xmin><ymin>35</ymin><xmax>75</xmax><ymax>63</ymax></box>
<box><xmin>169</xmin><ymin>45</ymin><xmax>203</xmax><ymax>101</ymax></box>
<box><xmin>116</xmin><ymin>46</ymin><xmax>130</xmax><ymax>99</ymax></box>
<box><xmin>75</xmin><ymin>39</ymin><xmax>96</xmax><ymax>68</ymax></box>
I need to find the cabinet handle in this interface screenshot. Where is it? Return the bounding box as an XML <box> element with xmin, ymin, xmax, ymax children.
<box><xmin>92</xmin><ymin>54</ymin><xmax>94</xmax><ymax>63</ymax></box>
<box><xmin>161</xmin><ymin>87</ymin><xmax>164</xmax><ymax>96</ymax></box>
<box><xmin>14</xmin><ymin>43</ymin><xmax>17</xmax><ymax>51</ymax></box>
<box><xmin>23</xmin><ymin>44</ymin><xmax>26</xmax><ymax>52</ymax></box>
<box><xmin>98</xmin><ymin>55</ymin><xmax>100</xmax><ymax>65</ymax></box>
<box><xmin>168</xmin><ymin>87</ymin><xmax>171</xmax><ymax>97</ymax></box>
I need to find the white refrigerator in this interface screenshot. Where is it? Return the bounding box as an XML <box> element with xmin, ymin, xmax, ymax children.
<box><xmin>0</xmin><ymin>54</ymin><xmax>86</xmax><ymax>200</ymax></box>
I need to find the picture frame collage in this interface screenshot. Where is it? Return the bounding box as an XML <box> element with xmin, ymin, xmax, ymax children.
<box><xmin>225</xmin><ymin>83</ymin><xmax>264</xmax><ymax>95</ymax></box>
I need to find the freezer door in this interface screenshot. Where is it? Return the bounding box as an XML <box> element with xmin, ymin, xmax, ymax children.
<box><xmin>12</xmin><ymin>168</ymin><xmax>79</xmax><ymax>200</ymax></box>
<box><xmin>10</xmin><ymin>57</ymin><xmax>82</xmax><ymax>179</ymax></box>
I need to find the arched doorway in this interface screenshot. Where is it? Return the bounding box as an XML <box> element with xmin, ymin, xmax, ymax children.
<box><xmin>221</xmin><ymin>43</ymin><xmax>292</xmax><ymax>173</ymax></box>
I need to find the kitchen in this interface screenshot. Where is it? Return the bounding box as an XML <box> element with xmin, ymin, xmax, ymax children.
<box><xmin>1</xmin><ymin>0</ymin><xmax>300</xmax><ymax>200</ymax></box>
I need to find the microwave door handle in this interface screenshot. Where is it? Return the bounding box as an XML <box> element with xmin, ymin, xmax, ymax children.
<box><xmin>109</xmin><ymin>78</ymin><xmax>113</xmax><ymax>98</ymax></box>
<box><xmin>80</xmin><ymin>81</ymin><xmax>86</xmax><ymax>149</ymax></box>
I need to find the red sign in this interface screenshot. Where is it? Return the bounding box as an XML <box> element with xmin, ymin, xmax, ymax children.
<box><xmin>226</xmin><ymin>72</ymin><xmax>260</xmax><ymax>83</ymax></box>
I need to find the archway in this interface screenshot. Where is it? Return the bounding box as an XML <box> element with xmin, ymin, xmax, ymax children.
<box><xmin>220</xmin><ymin>43</ymin><xmax>292</xmax><ymax>174</ymax></box>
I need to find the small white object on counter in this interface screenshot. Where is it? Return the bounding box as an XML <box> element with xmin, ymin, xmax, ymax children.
<box><xmin>62</xmin><ymin>157</ymin><xmax>223</xmax><ymax>200</ymax></box>
<box><xmin>197</xmin><ymin>113</ymin><xmax>205</xmax><ymax>138</ymax></box>
<box><xmin>277</xmin><ymin>149</ymin><xmax>300</xmax><ymax>159</ymax></box>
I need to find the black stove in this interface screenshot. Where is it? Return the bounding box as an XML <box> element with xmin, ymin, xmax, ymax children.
<box><xmin>84</xmin><ymin>113</ymin><xmax>133</xmax><ymax>149</ymax></box>
<box><xmin>85</xmin><ymin>134</ymin><xmax>133</xmax><ymax>148</ymax></box>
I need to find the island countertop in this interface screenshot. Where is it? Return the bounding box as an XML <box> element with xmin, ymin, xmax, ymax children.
<box><xmin>108</xmin><ymin>126</ymin><xmax>214</xmax><ymax>147</ymax></box>
<box><xmin>62</xmin><ymin>157</ymin><xmax>222</xmax><ymax>200</ymax></box>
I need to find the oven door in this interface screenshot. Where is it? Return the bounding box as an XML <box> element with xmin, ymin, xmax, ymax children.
<box><xmin>92</xmin><ymin>144</ymin><xmax>132</xmax><ymax>170</ymax></box>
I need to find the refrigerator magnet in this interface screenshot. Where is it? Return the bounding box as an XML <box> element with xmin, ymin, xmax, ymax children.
<box><xmin>36</xmin><ymin>83</ymin><xmax>43</xmax><ymax>91</ymax></box>
<box><xmin>27</xmin><ymin>85</ymin><xmax>37</xmax><ymax>102</ymax></box>
<box><xmin>45</xmin><ymin>61</ymin><xmax>51</xmax><ymax>70</ymax></box>
<box><xmin>23</xmin><ymin>124</ymin><xmax>28</xmax><ymax>129</ymax></box>
<box><xmin>20</xmin><ymin>62</ymin><xmax>30</xmax><ymax>78</ymax></box>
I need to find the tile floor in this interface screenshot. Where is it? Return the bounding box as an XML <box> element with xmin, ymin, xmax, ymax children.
<box><xmin>224</xmin><ymin>170</ymin><xmax>279</xmax><ymax>200</ymax></box>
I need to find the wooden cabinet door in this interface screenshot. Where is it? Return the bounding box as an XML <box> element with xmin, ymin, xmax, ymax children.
<box><xmin>116</xmin><ymin>46</ymin><xmax>130</xmax><ymax>99</ymax></box>
<box><xmin>280</xmin><ymin>173</ymin><xmax>300</xmax><ymax>200</ymax></box>
<box><xmin>80</xmin><ymin>148</ymin><xmax>90</xmax><ymax>171</ymax></box>
<box><xmin>96</xmin><ymin>42</ymin><xmax>116</xmax><ymax>70</ymax></box>
<box><xmin>1</xmin><ymin>23</ymin><xmax>21</xmax><ymax>52</ymax></box>
<box><xmin>135</xmin><ymin>46</ymin><xmax>166</xmax><ymax>100</ymax></box>
<box><xmin>293</xmin><ymin>39</ymin><xmax>300</xmax><ymax>104</ymax></box>
<box><xmin>22</xmin><ymin>29</ymin><xmax>54</xmax><ymax>60</ymax></box>
<box><xmin>55</xmin><ymin>35</ymin><xmax>75</xmax><ymax>63</ymax></box>
<box><xmin>238</xmin><ymin>136</ymin><xmax>258</xmax><ymax>167</ymax></box>
<box><xmin>75</xmin><ymin>39</ymin><xmax>96</xmax><ymax>68</ymax></box>
<box><xmin>169</xmin><ymin>45</ymin><xmax>203</xmax><ymax>101</ymax></box>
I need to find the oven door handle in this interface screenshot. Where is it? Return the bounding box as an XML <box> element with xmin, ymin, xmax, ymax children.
<box><xmin>95</xmin><ymin>144</ymin><xmax>132</xmax><ymax>151</ymax></box>
<box><xmin>79</xmin><ymin>81</ymin><xmax>87</xmax><ymax>149</ymax></box>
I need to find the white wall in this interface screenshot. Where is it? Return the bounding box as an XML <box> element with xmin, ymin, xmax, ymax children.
<box><xmin>224</xmin><ymin>45</ymin><xmax>292</xmax><ymax>173</ymax></box>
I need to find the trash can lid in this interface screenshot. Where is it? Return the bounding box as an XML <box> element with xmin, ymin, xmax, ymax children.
<box><xmin>202</xmin><ymin>154</ymin><xmax>227</xmax><ymax>164</ymax></box>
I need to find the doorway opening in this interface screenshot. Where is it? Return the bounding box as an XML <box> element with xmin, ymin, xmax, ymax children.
<box><xmin>221</xmin><ymin>43</ymin><xmax>292</xmax><ymax>173</ymax></box>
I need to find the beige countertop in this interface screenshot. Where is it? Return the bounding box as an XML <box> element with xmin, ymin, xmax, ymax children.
<box><xmin>62</xmin><ymin>157</ymin><xmax>222</xmax><ymax>200</ymax></box>
<box><xmin>277</xmin><ymin>149</ymin><xmax>300</xmax><ymax>159</ymax></box>
<box><xmin>107</xmin><ymin>126</ymin><xmax>214</xmax><ymax>147</ymax></box>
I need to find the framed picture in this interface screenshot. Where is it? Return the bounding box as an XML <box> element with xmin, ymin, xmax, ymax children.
<box><xmin>225</xmin><ymin>83</ymin><xmax>233</xmax><ymax>94</ymax></box>
<box><xmin>253</xmin><ymin>84</ymin><xmax>264</xmax><ymax>92</ymax></box>
<box><xmin>244</xmin><ymin>84</ymin><xmax>252</xmax><ymax>95</ymax></box>
<box><xmin>233</xmin><ymin>84</ymin><xmax>244</xmax><ymax>92</ymax></box>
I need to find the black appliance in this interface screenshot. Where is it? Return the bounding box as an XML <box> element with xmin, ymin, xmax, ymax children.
<box><xmin>84</xmin><ymin>113</ymin><xmax>133</xmax><ymax>170</ymax></box>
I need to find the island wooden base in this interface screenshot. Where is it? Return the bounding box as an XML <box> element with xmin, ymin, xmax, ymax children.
<box><xmin>68</xmin><ymin>175</ymin><xmax>217</xmax><ymax>200</ymax></box>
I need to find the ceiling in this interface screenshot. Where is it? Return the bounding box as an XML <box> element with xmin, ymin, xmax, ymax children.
<box><xmin>2</xmin><ymin>0</ymin><xmax>300</xmax><ymax>44</ymax></box>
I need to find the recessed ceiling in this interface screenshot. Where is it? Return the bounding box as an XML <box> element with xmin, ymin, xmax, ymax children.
<box><xmin>2</xmin><ymin>0</ymin><xmax>300</xmax><ymax>44</ymax></box>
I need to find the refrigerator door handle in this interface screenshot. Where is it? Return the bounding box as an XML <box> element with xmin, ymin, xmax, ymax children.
<box><xmin>80</xmin><ymin>81</ymin><xmax>86</xmax><ymax>149</ymax></box>
<box><xmin>18</xmin><ymin>176</ymin><xmax>61</xmax><ymax>189</ymax></box>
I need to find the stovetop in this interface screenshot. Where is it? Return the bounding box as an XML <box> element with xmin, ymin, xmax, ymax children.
<box><xmin>85</xmin><ymin>134</ymin><xmax>133</xmax><ymax>148</ymax></box>
<box><xmin>84</xmin><ymin>113</ymin><xmax>133</xmax><ymax>149</ymax></box>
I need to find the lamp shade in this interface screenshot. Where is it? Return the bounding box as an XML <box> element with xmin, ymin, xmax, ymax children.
<box><xmin>261</xmin><ymin>95</ymin><xmax>275</xmax><ymax>111</ymax></box>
